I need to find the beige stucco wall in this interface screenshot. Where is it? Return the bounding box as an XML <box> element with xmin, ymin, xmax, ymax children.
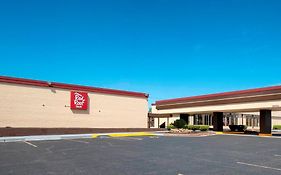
<box><xmin>0</xmin><ymin>83</ymin><xmax>148</xmax><ymax>128</ymax></box>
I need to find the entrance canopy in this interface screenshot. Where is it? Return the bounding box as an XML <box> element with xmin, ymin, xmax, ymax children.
<box><xmin>155</xmin><ymin>85</ymin><xmax>281</xmax><ymax>114</ymax></box>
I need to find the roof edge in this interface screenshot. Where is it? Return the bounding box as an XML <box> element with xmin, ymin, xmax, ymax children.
<box><xmin>156</xmin><ymin>85</ymin><xmax>281</xmax><ymax>105</ymax></box>
<box><xmin>0</xmin><ymin>76</ymin><xmax>149</xmax><ymax>98</ymax></box>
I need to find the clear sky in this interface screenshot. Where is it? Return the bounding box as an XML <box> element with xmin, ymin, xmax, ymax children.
<box><xmin>0</xmin><ymin>0</ymin><xmax>281</xmax><ymax>104</ymax></box>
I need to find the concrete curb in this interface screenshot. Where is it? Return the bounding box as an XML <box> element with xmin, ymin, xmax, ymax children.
<box><xmin>92</xmin><ymin>132</ymin><xmax>158</xmax><ymax>138</ymax></box>
<box><xmin>0</xmin><ymin>132</ymin><xmax>162</xmax><ymax>142</ymax></box>
<box><xmin>272</xmin><ymin>130</ymin><xmax>281</xmax><ymax>132</ymax></box>
<box><xmin>214</xmin><ymin>132</ymin><xmax>281</xmax><ymax>138</ymax></box>
<box><xmin>215</xmin><ymin>132</ymin><xmax>224</xmax><ymax>135</ymax></box>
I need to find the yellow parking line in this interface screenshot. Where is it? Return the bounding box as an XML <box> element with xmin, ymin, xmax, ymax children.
<box><xmin>216</xmin><ymin>132</ymin><xmax>245</xmax><ymax>135</ymax></box>
<box><xmin>92</xmin><ymin>132</ymin><xmax>156</xmax><ymax>138</ymax></box>
<box><xmin>109</xmin><ymin>132</ymin><xmax>155</xmax><ymax>137</ymax></box>
<box><xmin>92</xmin><ymin>134</ymin><xmax>99</xmax><ymax>138</ymax></box>
<box><xmin>215</xmin><ymin>132</ymin><xmax>224</xmax><ymax>135</ymax></box>
<box><xmin>258</xmin><ymin>133</ymin><xmax>272</xmax><ymax>137</ymax></box>
<box><xmin>224</xmin><ymin>132</ymin><xmax>245</xmax><ymax>134</ymax></box>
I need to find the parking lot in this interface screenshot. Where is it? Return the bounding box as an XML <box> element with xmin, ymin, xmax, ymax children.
<box><xmin>0</xmin><ymin>135</ymin><xmax>281</xmax><ymax>175</ymax></box>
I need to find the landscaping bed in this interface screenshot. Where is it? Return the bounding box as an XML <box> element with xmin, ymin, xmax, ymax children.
<box><xmin>165</xmin><ymin>119</ymin><xmax>214</xmax><ymax>137</ymax></box>
<box><xmin>165</xmin><ymin>129</ymin><xmax>215</xmax><ymax>137</ymax></box>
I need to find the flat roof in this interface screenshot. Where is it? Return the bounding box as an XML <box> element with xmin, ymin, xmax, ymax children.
<box><xmin>0</xmin><ymin>76</ymin><xmax>149</xmax><ymax>98</ymax></box>
<box><xmin>156</xmin><ymin>85</ymin><xmax>281</xmax><ymax>110</ymax></box>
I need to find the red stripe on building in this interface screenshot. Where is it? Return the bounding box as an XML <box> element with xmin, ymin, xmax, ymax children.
<box><xmin>156</xmin><ymin>85</ymin><xmax>281</xmax><ymax>105</ymax></box>
<box><xmin>0</xmin><ymin>76</ymin><xmax>149</xmax><ymax>98</ymax></box>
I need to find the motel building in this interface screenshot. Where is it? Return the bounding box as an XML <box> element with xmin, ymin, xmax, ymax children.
<box><xmin>149</xmin><ymin>85</ymin><xmax>281</xmax><ymax>135</ymax></box>
<box><xmin>0</xmin><ymin>76</ymin><xmax>150</xmax><ymax>136</ymax></box>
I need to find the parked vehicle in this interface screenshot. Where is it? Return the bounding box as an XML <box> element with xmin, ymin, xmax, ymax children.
<box><xmin>229</xmin><ymin>125</ymin><xmax>247</xmax><ymax>132</ymax></box>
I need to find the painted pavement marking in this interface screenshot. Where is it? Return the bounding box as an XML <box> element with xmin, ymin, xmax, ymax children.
<box><xmin>65</xmin><ymin>139</ymin><xmax>89</xmax><ymax>144</ymax></box>
<box><xmin>23</xmin><ymin>141</ymin><xmax>38</xmax><ymax>148</ymax></box>
<box><xmin>237</xmin><ymin>162</ymin><xmax>281</xmax><ymax>172</ymax></box>
<box><xmin>149</xmin><ymin>136</ymin><xmax>159</xmax><ymax>138</ymax></box>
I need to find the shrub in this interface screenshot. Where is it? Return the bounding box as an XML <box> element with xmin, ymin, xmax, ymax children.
<box><xmin>273</xmin><ymin>125</ymin><xmax>281</xmax><ymax>130</ymax></box>
<box><xmin>183</xmin><ymin>124</ymin><xmax>189</xmax><ymax>129</ymax></box>
<box><xmin>187</xmin><ymin>125</ymin><xmax>200</xmax><ymax>131</ymax></box>
<box><xmin>193</xmin><ymin>125</ymin><xmax>201</xmax><ymax>131</ymax></box>
<box><xmin>199</xmin><ymin>125</ymin><xmax>209</xmax><ymax>131</ymax></box>
<box><xmin>186</xmin><ymin>125</ymin><xmax>191</xmax><ymax>130</ymax></box>
<box><xmin>173</xmin><ymin>119</ymin><xmax>187</xmax><ymax>128</ymax></box>
<box><xmin>167</xmin><ymin>124</ymin><xmax>176</xmax><ymax>130</ymax></box>
<box><xmin>229</xmin><ymin>125</ymin><xmax>247</xmax><ymax>132</ymax></box>
<box><xmin>186</xmin><ymin>125</ymin><xmax>209</xmax><ymax>131</ymax></box>
<box><xmin>187</xmin><ymin>125</ymin><xmax>193</xmax><ymax>130</ymax></box>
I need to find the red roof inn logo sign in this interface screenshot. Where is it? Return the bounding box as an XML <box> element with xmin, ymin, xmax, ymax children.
<box><xmin>70</xmin><ymin>91</ymin><xmax>88</xmax><ymax>110</ymax></box>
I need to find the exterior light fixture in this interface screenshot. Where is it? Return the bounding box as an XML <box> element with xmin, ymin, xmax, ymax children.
<box><xmin>47</xmin><ymin>82</ymin><xmax>52</xmax><ymax>87</ymax></box>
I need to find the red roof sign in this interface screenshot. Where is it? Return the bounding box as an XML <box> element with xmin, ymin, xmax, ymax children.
<box><xmin>70</xmin><ymin>91</ymin><xmax>88</xmax><ymax>110</ymax></box>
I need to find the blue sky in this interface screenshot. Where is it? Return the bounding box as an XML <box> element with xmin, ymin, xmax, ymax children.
<box><xmin>0</xmin><ymin>0</ymin><xmax>281</xmax><ymax>104</ymax></box>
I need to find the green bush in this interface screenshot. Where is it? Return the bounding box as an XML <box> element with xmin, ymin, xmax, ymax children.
<box><xmin>187</xmin><ymin>125</ymin><xmax>193</xmax><ymax>130</ymax></box>
<box><xmin>173</xmin><ymin>119</ymin><xmax>187</xmax><ymax>128</ymax></box>
<box><xmin>186</xmin><ymin>125</ymin><xmax>209</xmax><ymax>131</ymax></box>
<box><xmin>273</xmin><ymin>125</ymin><xmax>281</xmax><ymax>130</ymax></box>
<box><xmin>187</xmin><ymin>125</ymin><xmax>194</xmax><ymax>130</ymax></box>
<box><xmin>193</xmin><ymin>125</ymin><xmax>201</xmax><ymax>131</ymax></box>
<box><xmin>199</xmin><ymin>125</ymin><xmax>209</xmax><ymax>131</ymax></box>
<box><xmin>183</xmin><ymin>124</ymin><xmax>189</xmax><ymax>129</ymax></box>
<box><xmin>167</xmin><ymin>124</ymin><xmax>176</xmax><ymax>130</ymax></box>
<box><xmin>186</xmin><ymin>125</ymin><xmax>200</xmax><ymax>131</ymax></box>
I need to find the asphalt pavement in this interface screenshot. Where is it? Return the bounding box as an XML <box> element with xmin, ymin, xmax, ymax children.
<box><xmin>0</xmin><ymin>135</ymin><xmax>281</xmax><ymax>175</ymax></box>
